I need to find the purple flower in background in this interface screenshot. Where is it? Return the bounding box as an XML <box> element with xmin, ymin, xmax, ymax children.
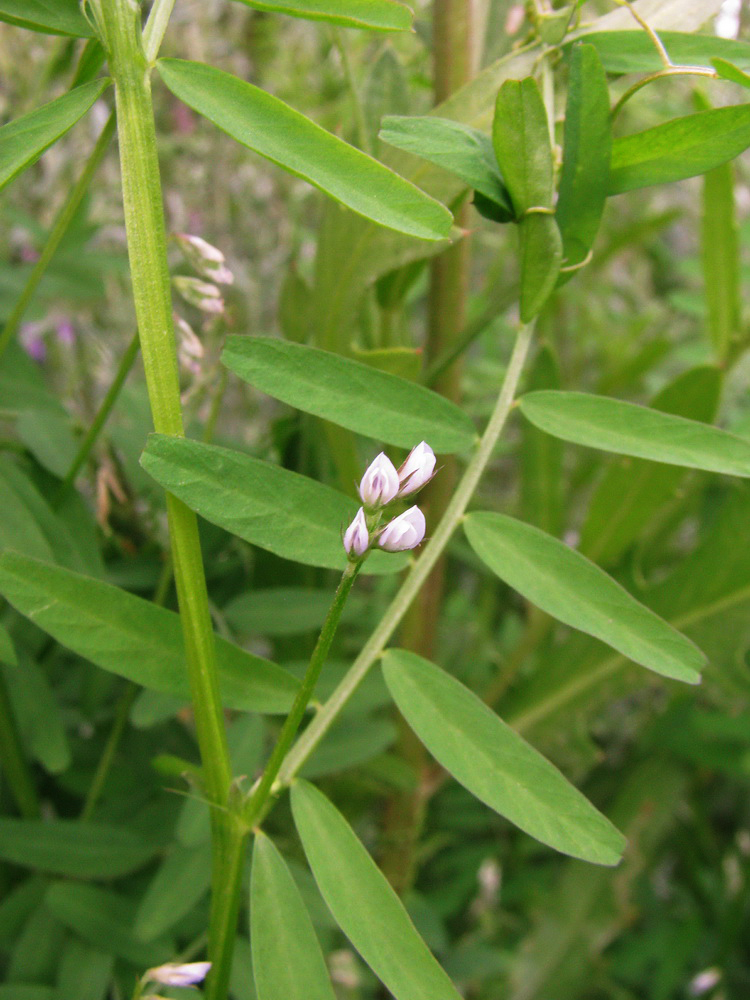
<box><xmin>56</xmin><ymin>319</ymin><xmax>75</xmax><ymax>345</ymax></box>
<box><xmin>146</xmin><ymin>961</ymin><xmax>212</xmax><ymax>987</ymax></box>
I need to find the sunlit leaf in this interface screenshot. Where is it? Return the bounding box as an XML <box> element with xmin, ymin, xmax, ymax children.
<box><xmin>0</xmin><ymin>0</ymin><xmax>92</xmax><ymax>36</ymax></box>
<box><xmin>230</xmin><ymin>0</ymin><xmax>412</xmax><ymax>30</ymax></box>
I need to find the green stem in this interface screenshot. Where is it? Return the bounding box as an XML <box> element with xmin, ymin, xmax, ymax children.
<box><xmin>55</xmin><ymin>331</ymin><xmax>140</xmax><ymax>504</ymax></box>
<box><xmin>332</xmin><ymin>28</ymin><xmax>371</xmax><ymax>154</ymax></box>
<box><xmin>0</xmin><ymin>669</ymin><xmax>40</xmax><ymax>818</ymax></box>
<box><xmin>79</xmin><ymin>681</ymin><xmax>137</xmax><ymax>822</ymax></box>
<box><xmin>143</xmin><ymin>0</ymin><xmax>177</xmax><ymax>63</ymax></box>
<box><xmin>91</xmin><ymin>4</ymin><xmax>235</xmax><ymax>995</ymax></box>
<box><xmin>610</xmin><ymin>65</ymin><xmax>716</xmax><ymax>120</ymax></box>
<box><xmin>244</xmin><ymin>561</ymin><xmax>360</xmax><ymax>827</ymax></box>
<box><xmin>0</xmin><ymin>111</ymin><xmax>116</xmax><ymax>364</ymax></box>
<box><xmin>278</xmin><ymin>321</ymin><xmax>535</xmax><ymax>786</ymax></box>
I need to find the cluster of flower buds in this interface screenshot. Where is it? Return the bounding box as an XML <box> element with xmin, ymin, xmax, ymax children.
<box><xmin>174</xmin><ymin>233</ymin><xmax>234</xmax><ymax>286</ymax></box>
<box><xmin>343</xmin><ymin>442</ymin><xmax>435</xmax><ymax>561</ymax></box>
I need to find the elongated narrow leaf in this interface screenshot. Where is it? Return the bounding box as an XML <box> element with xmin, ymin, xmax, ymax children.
<box><xmin>292</xmin><ymin>781</ymin><xmax>462</xmax><ymax>1000</ymax></box>
<box><xmin>519</xmin><ymin>390</ymin><xmax>750</xmax><ymax>477</ymax></box>
<box><xmin>135</xmin><ymin>843</ymin><xmax>212</xmax><ymax>941</ymax></box>
<box><xmin>141</xmin><ymin>435</ymin><xmax>404</xmax><ymax>574</ymax></box>
<box><xmin>570</xmin><ymin>31</ymin><xmax>750</xmax><ymax>74</ymax></box>
<box><xmin>464</xmin><ymin>512</ymin><xmax>705</xmax><ymax>682</ymax></box>
<box><xmin>519</xmin><ymin>213</ymin><xmax>562</xmax><ymax>323</ymax></box>
<box><xmin>379</xmin><ymin>115</ymin><xmax>513</xmax><ymax>217</ymax></box>
<box><xmin>0</xmin><ymin>553</ymin><xmax>298</xmax><ymax>713</ymax></box>
<box><xmin>157</xmin><ymin>59</ymin><xmax>451</xmax><ymax>241</ymax></box>
<box><xmin>231</xmin><ymin>0</ymin><xmax>412</xmax><ymax>30</ymax></box>
<box><xmin>54</xmin><ymin>940</ymin><xmax>114</xmax><ymax>1000</ymax></box>
<box><xmin>0</xmin><ymin>0</ymin><xmax>92</xmax><ymax>36</ymax></box>
<box><xmin>0</xmin><ymin>80</ymin><xmax>109</xmax><ymax>192</ymax></box>
<box><xmin>608</xmin><ymin>104</ymin><xmax>750</xmax><ymax>195</ymax></box>
<box><xmin>580</xmin><ymin>367</ymin><xmax>722</xmax><ymax>565</ymax></box>
<box><xmin>0</xmin><ymin>624</ymin><xmax>16</xmax><ymax>666</ymax></box>
<box><xmin>222</xmin><ymin>337</ymin><xmax>475</xmax><ymax>452</ymax></box>
<box><xmin>712</xmin><ymin>57</ymin><xmax>750</xmax><ymax>89</ymax></box>
<box><xmin>251</xmin><ymin>834</ymin><xmax>336</xmax><ymax>1000</ymax></box>
<box><xmin>520</xmin><ymin>344</ymin><xmax>563</xmax><ymax>536</ymax></box>
<box><xmin>556</xmin><ymin>44</ymin><xmax>610</xmax><ymax>274</ymax></box>
<box><xmin>0</xmin><ymin>819</ymin><xmax>156</xmax><ymax>878</ymax></box>
<box><xmin>45</xmin><ymin>884</ymin><xmax>171</xmax><ymax>966</ymax></box>
<box><xmin>382</xmin><ymin>650</ymin><xmax>625</xmax><ymax>865</ymax></box>
<box><xmin>492</xmin><ymin>77</ymin><xmax>554</xmax><ymax>214</ymax></box>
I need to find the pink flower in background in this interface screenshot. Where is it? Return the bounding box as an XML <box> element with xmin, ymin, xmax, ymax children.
<box><xmin>378</xmin><ymin>506</ymin><xmax>426</xmax><ymax>552</ymax></box>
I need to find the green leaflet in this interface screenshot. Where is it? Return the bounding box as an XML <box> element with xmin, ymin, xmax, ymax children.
<box><xmin>518</xmin><ymin>213</ymin><xmax>562</xmax><ymax>323</ymax></box>
<box><xmin>222</xmin><ymin>337</ymin><xmax>476</xmax><ymax>453</ymax></box>
<box><xmin>230</xmin><ymin>0</ymin><xmax>412</xmax><ymax>30</ymax></box>
<box><xmin>570</xmin><ymin>31</ymin><xmax>750</xmax><ymax>74</ymax></box>
<box><xmin>382</xmin><ymin>650</ymin><xmax>625</xmax><ymax>865</ymax></box>
<box><xmin>251</xmin><ymin>834</ymin><xmax>336</xmax><ymax>1000</ymax></box>
<box><xmin>3</xmin><ymin>652</ymin><xmax>71</xmax><ymax>774</ymax></box>
<box><xmin>464</xmin><ymin>512</ymin><xmax>705</xmax><ymax>683</ymax></box>
<box><xmin>0</xmin><ymin>80</ymin><xmax>109</xmax><ymax>192</ymax></box>
<box><xmin>379</xmin><ymin>115</ymin><xmax>513</xmax><ymax>218</ymax></box>
<box><xmin>0</xmin><ymin>624</ymin><xmax>16</xmax><ymax>666</ymax></box>
<box><xmin>712</xmin><ymin>57</ymin><xmax>750</xmax><ymax>89</ymax></box>
<box><xmin>140</xmin><ymin>435</ymin><xmax>405</xmax><ymax>574</ymax></box>
<box><xmin>579</xmin><ymin>367</ymin><xmax>722</xmax><ymax>565</ymax></box>
<box><xmin>134</xmin><ymin>842</ymin><xmax>212</xmax><ymax>941</ymax></box>
<box><xmin>291</xmin><ymin>781</ymin><xmax>462</xmax><ymax>1000</ymax></box>
<box><xmin>53</xmin><ymin>941</ymin><xmax>114</xmax><ymax>1000</ymax></box>
<box><xmin>519</xmin><ymin>390</ymin><xmax>750</xmax><ymax>477</ymax></box>
<box><xmin>0</xmin><ymin>819</ymin><xmax>156</xmax><ymax>879</ymax></box>
<box><xmin>556</xmin><ymin>44</ymin><xmax>610</xmax><ymax>276</ymax></box>
<box><xmin>157</xmin><ymin>59</ymin><xmax>451</xmax><ymax>241</ymax></box>
<box><xmin>609</xmin><ymin>104</ymin><xmax>750</xmax><ymax>194</ymax></box>
<box><xmin>0</xmin><ymin>552</ymin><xmax>299</xmax><ymax>714</ymax></box>
<box><xmin>519</xmin><ymin>344</ymin><xmax>563</xmax><ymax>536</ymax></box>
<box><xmin>0</xmin><ymin>0</ymin><xmax>92</xmax><ymax>36</ymax></box>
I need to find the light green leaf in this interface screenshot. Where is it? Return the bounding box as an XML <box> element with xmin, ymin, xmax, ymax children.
<box><xmin>0</xmin><ymin>819</ymin><xmax>156</xmax><ymax>878</ymax></box>
<box><xmin>301</xmin><ymin>715</ymin><xmax>397</xmax><ymax>779</ymax></box>
<box><xmin>140</xmin><ymin>435</ymin><xmax>405</xmax><ymax>574</ymax></box>
<box><xmin>0</xmin><ymin>465</ymin><xmax>54</xmax><ymax>563</ymax></box>
<box><xmin>0</xmin><ymin>552</ymin><xmax>299</xmax><ymax>713</ymax></box>
<box><xmin>520</xmin><ymin>344</ymin><xmax>562</xmax><ymax>536</ymax></box>
<box><xmin>157</xmin><ymin>59</ymin><xmax>451</xmax><ymax>241</ymax></box>
<box><xmin>571</xmin><ymin>31</ymin><xmax>750</xmax><ymax>74</ymax></box>
<box><xmin>45</xmin><ymin>883</ymin><xmax>172</xmax><ymax>966</ymax></box>
<box><xmin>135</xmin><ymin>842</ymin><xmax>212</xmax><ymax>941</ymax></box>
<box><xmin>382</xmin><ymin>650</ymin><xmax>625</xmax><ymax>865</ymax></box>
<box><xmin>518</xmin><ymin>213</ymin><xmax>562</xmax><ymax>323</ymax></box>
<box><xmin>556</xmin><ymin>44</ymin><xmax>610</xmax><ymax>275</ymax></box>
<box><xmin>464</xmin><ymin>512</ymin><xmax>705</xmax><ymax>683</ymax></box>
<box><xmin>379</xmin><ymin>115</ymin><xmax>513</xmax><ymax>217</ymax></box>
<box><xmin>492</xmin><ymin>77</ymin><xmax>555</xmax><ymax>214</ymax></box>
<box><xmin>3</xmin><ymin>653</ymin><xmax>70</xmax><ymax>774</ymax></box>
<box><xmin>580</xmin><ymin>367</ymin><xmax>722</xmax><ymax>565</ymax></box>
<box><xmin>291</xmin><ymin>780</ymin><xmax>462</xmax><ymax>1000</ymax></box>
<box><xmin>609</xmin><ymin>104</ymin><xmax>750</xmax><ymax>194</ymax></box>
<box><xmin>712</xmin><ymin>57</ymin><xmax>750</xmax><ymax>89</ymax></box>
<box><xmin>16</xmin><ymin>409</ymin><xmax>78</xmax><ymax>479</ymax></box>
<box><xmin>519</xmin><ymin>390</ymin><xmax>750</xmax><ymax>476</ymax></box>
<box><xmin>0</xmin><ymin>0</ymin><xmax>92</xmax><ymax>36</ymax></box>
<box><xmin>230</xmin><ymin>0</ymin><xmax>412</xmax><ymax>30</ymax></box>
<box><xmin>0</xmin><ymin>80</ymin><xmax>109</xmax><ymax>192</ymax></box>
<box><xmin>222</xmin><ymin>337</ymin><xmax>475</xmax><ymax>453</ymax></box>
<box><xmin>251</xmin><ymin>833</ymin><xmax>336</xmax><ymax>1000</ymax></box>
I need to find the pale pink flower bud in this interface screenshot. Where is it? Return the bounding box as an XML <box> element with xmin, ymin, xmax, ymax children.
<box><xmin>174</xmin><ymin>233</ymin><xmax>234</xmax><ymax>285</ymax></box>
<box><xmin>378</xmin><ymin>506</ymin><xmax>426</xmax><ymax>552</ymax></box>
<box><xmin>343</xmin><ymin>507</ymin><xmax>370</xmax><ymax>559</ymax></box>
<box><xmin>397</xmin><ymin>441</ymin><xmax>436</xmax><ymax>496</ymax></box>
<box><xmin>146</xmin><ymin>962</ymin><xmax>212</xmax><ymax>987</ymax></box>
<box><xmin>174</xmin><ymin>314</ymin><xmax>204</xmax><ymax>369</ymax></box>
<box><xmin>358</xmin><ymin>452</ymin><xmax>400</xmax><ymax>508</ymax></box>
<box><xmin>173</xmin><ymin>276</ymin><xmax>224</xmax><ymax>315</ymax></box>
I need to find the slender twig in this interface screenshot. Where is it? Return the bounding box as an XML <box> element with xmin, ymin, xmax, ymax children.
<box><xmin>610</xmin><ymin>66</ymin><xmax>717</xmax><ymax>119</ymax></box>
<box><xmin>612</xmin><ymin>0</ymin><xmax>672</xmax><ymax>67</ymax></box>
<box><xmin>0</xmin><ymin>112</ymin><xmax>116</xmax><ymax>364</ymax></box>
<box><xmin>278</xmin><ymin>321</ymin><xmax>535</xmax><ymax>786</ymax></box>
<box><xmin>54</xmin><ymin>331</ymin><xmax>140</xmax><ymax>505</ymax></box>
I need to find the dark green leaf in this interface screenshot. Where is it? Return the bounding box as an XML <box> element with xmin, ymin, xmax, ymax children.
<box><xmin>157</xmin><ymin>59</ymin><xmax>451</xmax><ymax>241</ymax></box>
<box><xmin>571</xmin><ymin>31</ymin><xmax>750</xmax><ymax>74</ymax></box>
<box><xmin>464</xmin><ymin>512</ymin><xmax>705</xmax><ymax>683</ymax></box>
<box><xmin>251</xmin><ymin>833</ymin><xmax>336</xmax><ymax>1000</ymax></box>
<box><xmin>0</xmin><ymin>624</ymin><xmax>16</xmax><ymax>666</ymax></box>
<box><xmin>222</xmin><ymin>337</ymin><xmax>475</xmax><ymax>452</ymax></box>
<box><xmin>518</xmin><ymin>212</ymin><xmax>562</xmax><ymax>322</ymax></box>
<box><xmin>291</xmin><ymin>781</ymin><xmax>462</xmax><ymax>1000</ymax></box>
<box><xmin>556</xmin><ymin>44</ymin><xmax>610</xmax><ymax>275</ymax></box>
<box><xmin>492</xmin><ymin>77</ymin><xmax>555</xmax><ymax>214</ymax></box>
<box><xmin>520</xmin><ymin>344</ymin><xmax>563</xmax><ymax>535</ymax></box>
<box><xmin>230</xmin><ymin>0</ymin><xmax>412</xmax><ymax>30</ymax></box>
<box><xmin>3</xmin><ymin>653</ymin><xmax>70</xmax><ymax>774</ymax></box>
<box><xmin>0</xmin><ymin>553</ymin><xmax>299</xmax><ymax>713</ymax></box>
<box><xmin>519</xmin><ymin>390</ymin><xmax>750</xmax><ymax>476</ymax></box>
<box><xmin>135</xmin><ymin>843</ymin><xmax>212</xmax><ymax>941</ymax></box>
<box><xmin>0</xmin><ymin>819</ymin><xmax>156</xmax><ymax>878</ymax></box>
<box><xmin>0</xmin><ymin>0</ymin><xmax>92</xmax><ymax>36</ymax></box>
<box><xmin>140</xmin><ymin>435</ymin><xmax>405</xmax><ymax>574</ymax></box>
<box><xmin>382</xmin><ymin>649</ymin><xmax>625</xmax><ymax>865</ymax></box>
<box><xmin>54</xmin><ymin>940</ymin><xmax>113</xmax><ymax>1000</ymax></box>
<box><xmin>0</xmin><ymin>80</ymin><xmax>109</xmax><ymax>192</ymax></box>
<box><xmin>609</xmin><ymin>104</ymin><xmax>750</xmax><ymax>194</ymax></box>
<box><xmin>380</xmin><ymin>115</ymin><xmax>513</xmax><ymax>215</ymax></box>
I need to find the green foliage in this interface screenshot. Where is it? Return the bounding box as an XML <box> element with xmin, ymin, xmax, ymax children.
<box><xmin>0</xmin><ymin>0</ymin><xmax>92</xmax><ymax>37</ymax></box>
<box><xmin>230</xmin><ymin>0</ymin><xmax>413</xmax><ymax>30</ymax></box>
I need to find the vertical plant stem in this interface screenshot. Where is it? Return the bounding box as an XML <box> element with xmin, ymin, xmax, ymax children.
<box><xmin>0</xmin><ymin>112</ymin><xmax>116</xmax><ymax>364</ymax></box>
<box><xmin>89</xmin><ymin>4</ymin><xmax>235</xmax><ymax>995</ymax></box>
<box><xmin>79</xmin><ymin>681</ymin><xmax>138</xmax><ymax>822</ymax></box>
<box><xmin>279</xmin><ymin>321</ymin><xmax>535</xmax><ymax>786</ymax></box>
<box><xmin>244</xmin><ymin>561</ymin><xmax>360</xmax><ymax>828</ymax></box>
<box><xmin>0</xmin><ymin>669</ymin><xmax>40</xmax><ymax>819</ymax></box>
<box><xmin>381</xmin><ymin>0</ymin><xmax>479</xmax><ymax>893</ymax></box>
<box><xmin>55</xmin><ymin>330</ymin><xmax>140</xmax><ymax>504</ymax></box>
